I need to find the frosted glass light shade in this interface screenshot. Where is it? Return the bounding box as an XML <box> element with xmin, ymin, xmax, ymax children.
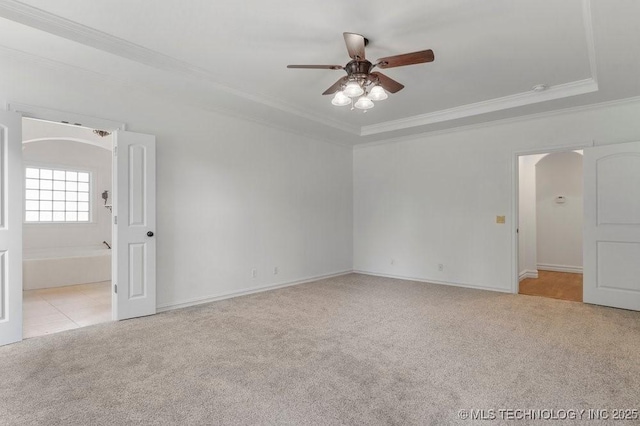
<box><xmin>331</xmin><ymin>91</ymin><xmax>351</xmax><ymax>106</ymax></box>
<box><xmin>343</xmin><ymin>81</ymin><xmax>364</xmax><ymax>97</ymax></box>
<box><xmin>354</xmin><ymin>95</ymin><xmax>374</xmax><ymax>110</ymax></box>
<box><xmin>369</xmin><ymin>85</ymin><xmax>388</xmax><ymax>101</ymax></box>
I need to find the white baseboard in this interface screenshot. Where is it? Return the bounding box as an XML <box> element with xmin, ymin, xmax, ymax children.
<box><xmin>352</xmin><ymin>270</ymin><xmax>511</xmax><ymax>294</ymax></box>
<box><xmin>519</xmin><ymin>270</ymin><xmax>539</xmax><ymax>281</ymax></box>
<box><xmin>537</xmin><ymin>263</ymin><xmax>583</xmax><ymax>274</ymax></box>
<box><xmin>157</xmin><ymin>270</ymin><xmax>353</xmax><ymax>313</ymax></box>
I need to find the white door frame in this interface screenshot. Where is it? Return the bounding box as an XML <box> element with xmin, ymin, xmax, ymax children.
<box><xmin>510</xmin><ymin>142</ymin><xmax>593</xmax><ymax>294</ymax></box>
<box><xmin>8</xmin><ymin>103</ymin><xmax>126</xmax><ymax>132</ymax></box>
<box><xmin>10</xmin><ymin>103</ymin><xmax>126</xmax><ymax>323</ymax></box>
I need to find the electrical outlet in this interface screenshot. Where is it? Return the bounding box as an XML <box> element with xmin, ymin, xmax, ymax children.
<box><xmin>438</xmin><ymin>263</ymin><xmax>444</xmax><ymax>272</ymax></box>
<box><xmin>496</xmin><ymin>215</ymin><xmax>506</xmax><ymax>224</ymax></box>
<box><xmin>274</xmin><ymin>266</ymin><xmax>279</xmax><ymax>275</ymax></box>
<box><xmin>251</xmin><ymin>268</ymin><xmax>257</xmax><ymax>278</ymax></box>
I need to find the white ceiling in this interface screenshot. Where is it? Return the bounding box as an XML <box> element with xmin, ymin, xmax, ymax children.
<box><xmin>0</xmin><ymin>0</ymin><xmax>638</xmax><ymax>145</ymax></box>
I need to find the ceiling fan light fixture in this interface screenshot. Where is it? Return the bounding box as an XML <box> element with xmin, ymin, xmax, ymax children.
<box><xmin>343</xmin><ymin>81</ymin><xmax>364</xmax><ymax>97</ymax></box>
<box><xmin>287</xmin><ymin>32</ymin><xmax>435</xmax><ymax>113</ymax></box>
<box><xmin>369</xmin><ymin>85</ymin><xmax>388</xmax><ymax>101</ymax></box>
<box><xmin>331</xmin><ymin>91</ymin><xmax>351</xmax><ymax>106</ymax></box>
<box><xmin>354</xmin><ymin>95</ymin><xmax>374</xmax><ymax>110</ymax></box>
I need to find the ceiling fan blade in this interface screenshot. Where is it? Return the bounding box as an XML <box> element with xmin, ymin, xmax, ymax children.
<box><xmin>322</xmin><ymin>77</ymin><xmax>348</xmax><ymax>95</ymax></box>
<box><xmin>370</xmin><ymin>72</ymin><xmax>404</xmax><ymax>93</ymax></box>
<box><xmin>287</xmin><ymin>65</ymin><xmax>344</xmax><ymax>70</ymax></box>
<box><xmin>343</xmin><ymin>32</ymin><xmax>366</xmax><ymax>60</ymax></box>
<box><xmin>376</xmin><ymin>49</ymin><xmax>434</xmax><ymax>69</ymax></box>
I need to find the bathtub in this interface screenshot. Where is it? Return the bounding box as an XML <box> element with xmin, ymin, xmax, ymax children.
<box><xmin>23</xmin><ymin>245</ymin><xmax>111</xmax><ymax>290</ymax></box>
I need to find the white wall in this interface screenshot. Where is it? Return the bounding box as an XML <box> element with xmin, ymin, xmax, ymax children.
<box><xmin>0</xmin><ymin>54</ymin><xmax>353</xmax><ymax>309</ymax></box>
<box><xmin>6</xmin><ymin>48</ymin><xmax>640</xmax><ymax>304</ymax></box>
<box><xmin>22</xmin><ymin>139</ymin><xmax>112</xmax><ymax>251</ymax></box>
<box><xmin>518</xmin><ymin>154</ymin><xmax>545</xmax><ymax>279</ymax></box>
<box><xmin>354</xmin><ymin>99</ymin><xmax>640</xmax><ymax>292</ymax></box>
<box><xmin>536</xmin><ymin>151</ymin><xmax>583</xmax><ymax>272</ymax></box>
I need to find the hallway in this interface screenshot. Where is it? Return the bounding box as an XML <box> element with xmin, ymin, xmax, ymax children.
<box><xmin>519</xmin><ymin>271</ymin><xmax>582</xmax><ymax>302</ymax></box>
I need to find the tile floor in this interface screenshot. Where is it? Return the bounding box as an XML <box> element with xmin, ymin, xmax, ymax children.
<box><xmin>23</xmin><ymin>281</ymin><xmax>112</xmax><ymax>339</ymax></box>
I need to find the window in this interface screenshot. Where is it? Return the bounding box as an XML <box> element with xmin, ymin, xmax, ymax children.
<box><xmin>25</xmin><ymin>167</ymin><xmax>91</xmax><ymax>222</ymax></box>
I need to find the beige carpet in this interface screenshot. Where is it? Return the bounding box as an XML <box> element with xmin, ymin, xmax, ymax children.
<box><xmin>1</xmin><ymin>273</ymin><xmax>639</xmax><ymax>425</ymax></box>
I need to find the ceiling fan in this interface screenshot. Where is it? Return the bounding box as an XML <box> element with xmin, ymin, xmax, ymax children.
<box><xmin>287</xmin><ymin>32</ymin><xmax>434</xmax><ymax>111</ymax></box>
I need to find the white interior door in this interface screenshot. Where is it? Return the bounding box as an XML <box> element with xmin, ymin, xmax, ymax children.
<box><xmin>113</xmin><ymin>130</ymin><xmax>156</xmax><ymax>320</ymax></box>
<box><xmin>584</xmin><ymin>141</ymin><xmax>640</xmax><ymax>311</ymax></box>
<box><xmin>0</xmin><ymin>110</ymin><xmax>22</xmax><ymax>346</ymax></box>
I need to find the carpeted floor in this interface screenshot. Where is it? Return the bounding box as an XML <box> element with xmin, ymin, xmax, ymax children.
<box><xmin>1</xmin><ymin>273</ymin><xmax>639</xmax><ymax>425</ymax></box>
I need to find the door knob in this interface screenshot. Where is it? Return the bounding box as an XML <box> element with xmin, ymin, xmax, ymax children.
<box><xmin>147</xmin><ymin>231</ymin><xmax>154</xmax><ymax>237</ymax></box>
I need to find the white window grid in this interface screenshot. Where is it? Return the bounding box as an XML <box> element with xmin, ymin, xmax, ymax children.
<box><xmin>25</xmin><ymin>167</ymin><xmax>91</xmax><ymax>223</ymax></box>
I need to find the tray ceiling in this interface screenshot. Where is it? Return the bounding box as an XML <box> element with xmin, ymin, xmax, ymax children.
<box><xmin>0</xmin><ymin>0</ymin><xmax>638</xmax><ymax>145</ymax></box>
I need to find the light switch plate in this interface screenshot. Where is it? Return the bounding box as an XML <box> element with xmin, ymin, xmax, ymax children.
<box><xmin>496</xmin><ymin>215</ymin><xmax>506</xmax><ymax>224</ymax></box>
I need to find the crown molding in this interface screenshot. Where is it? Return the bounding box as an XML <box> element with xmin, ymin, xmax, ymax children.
<box><xmin>0</xmin><ymin>45</ymin><xmax>353</xmax><ymax>149</ymax></box>
<box><xmin>360</xmin><ymin>78</ymin><xmax>598</xmax><ymax>136</ymax></box>
<box><xmin>0</xmin><ymin>0</ymin><xmax>360</xmax><ymax>136</ymax></box>
<box><xmin>353</xmin><ymin>95</ymin><xmax>640</xmax><ymax>150</ymax></box>
<box><xmin>582</xmin><ymin>0</ymin><xmax>598</xmax><ymax>84</ymax></box>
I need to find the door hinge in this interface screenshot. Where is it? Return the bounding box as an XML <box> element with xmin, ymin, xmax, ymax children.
<box><xmin>114</xmin><ymin>215</ymin><xmax>117</xmax><ymax>225</ymax></box>
<box><xmin>114</xmin><ymin>146</ymin><xmax>118</xmax><ymax>156</ymax></box>
<box><xmin>114</xmin><ymin>284</ymin><xmax>117</xmax><ymax>294</ymax></box>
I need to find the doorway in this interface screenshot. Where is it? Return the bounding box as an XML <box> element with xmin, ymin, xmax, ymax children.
<box><xmin>22</xmin><ymin>118</ymin><xmax>114</xmax><ymax>338</ymax></box>
<box><xmin>0</xmin><ymin>105</ymin><xmax>156</xmax><ymax>347</ymax></box>
<box><xmin>516</xmin><ymin>150</ymin><xmax>584</xmax><ymax>302</ymax></box>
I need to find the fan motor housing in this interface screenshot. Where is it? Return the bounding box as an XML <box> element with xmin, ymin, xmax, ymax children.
<box><xmin>345</xmin><ymin>60</ymin><xmax>373</xmax><ymax>80</ymax></box>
